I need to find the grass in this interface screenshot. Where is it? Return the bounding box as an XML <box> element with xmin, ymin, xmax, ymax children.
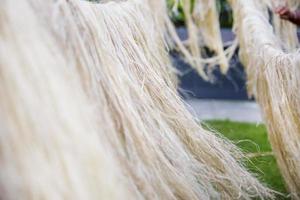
<box><xmin>202</xmin><ymin>120</ymin><xmax>289</xmax><ymax>199</ymax></box>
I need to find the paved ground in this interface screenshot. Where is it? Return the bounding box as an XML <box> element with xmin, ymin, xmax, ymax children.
<box><xmin>185</xmin><ymin>99</ymin><xmax>264</xmax><ymax>123</ymax></box>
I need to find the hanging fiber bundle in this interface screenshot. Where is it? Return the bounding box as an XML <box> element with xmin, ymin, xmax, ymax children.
<box><xmin>0</xmin><ymin>0</ymin><xmax>133</xmax><ymax>199</ymax></box>
<box><xmin>265</xmin><ymin>0</ymin><xmax>300</xmax><ymax>51</ymax></box>
<box><xmin>158</xmin><ymin>0</ymin><xmax>231</xmax><ymax>79</ymax></box>
<box><xmin>192</xmin><ymin>0</ymin><xmax>229</xmax><ymax>74</ymax></box>
<box><xmin>230</xmin><ymin>0</ymin><xmax>300</xmax><ymax>198</ymax></box>
<box><xmin>59</xmin><ymin>0</ymin><xmax>273</xmax><ymax>198</ymax></box>
<box><xmin>0</xmin><ymin>0</ymin><xmax>273</xmax><ymax>199</ymax></box>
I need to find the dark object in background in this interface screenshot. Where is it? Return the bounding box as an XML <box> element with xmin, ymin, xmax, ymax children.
<box><xmin>172</xmin><ymin>53</ymin><xmax>249</xmax><ymax>100</ymax></box>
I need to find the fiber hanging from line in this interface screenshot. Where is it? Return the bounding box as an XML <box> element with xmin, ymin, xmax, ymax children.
<box><xmin>193</xmin><ymin>0</ymin><xmax>229</xmax><ymax>74</ymax></box>
<box><xmin>264</xmin><ymin>0</ymin><xmax>300</xmax><ymax>51</ymax></box>
<box><xmin>60</xmin><ymin>0</ymin><xmax>273</xmax><ymax>199</ymax></box>
<box><xmin>0</xmin><ymin>0</ymin><xmax>133</xmax><ymax>199</ymax></box>
<box><xmin>0</xmin><ymin>0</ymin><xmax>273</xmax><ymax>199</ymax></box>
<box><xmin>155</xmin><ymin>0</ymin><xmax>233</xmax><ymax>80</ymax></box>
<box><xmin>230</xmin><ymin>0</ymin><xmax>300</xmax><ymax>198</ymax></box>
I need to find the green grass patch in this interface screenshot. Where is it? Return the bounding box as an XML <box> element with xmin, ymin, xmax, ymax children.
<box><xmin>203</xmin><ymin>120</ymin><xmax>289</xmax><ymax>199</ymax></box>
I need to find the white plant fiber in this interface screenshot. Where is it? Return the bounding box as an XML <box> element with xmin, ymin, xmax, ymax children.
<box><xmin>230</xmin><ymin>0</ymin><xmax>300</xmax><ymax>198</ymax></box>
<box><xmin>153</xmin><ymin>0</ymin><xmax>232</xmax><ymax>80</ymax></box>
<box><xmin>0</xmin><ymin>0</ymin><xmax>273</xmax><ymax>199</ymax></box>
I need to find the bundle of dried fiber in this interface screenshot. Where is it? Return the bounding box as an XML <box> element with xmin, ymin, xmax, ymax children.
<box><xmin>0</xmin><ymin>0</ymin><xmax>134</xmax><ymax>199</ymax></box>
<box><xmin>192</xmin><ymin>0</ymin><xmax>229</xmax><ymax>74</ymax></box>
<box><xmin>181</xmin><ymin>0</ymin><xmax>208</xmax><ymax>79</ymax></box>
<box><xmin>0</xmin><ymin>0</ymin><xmax>274</xmax><ymax>199</ymax></box>
<box><xmin>164</xmin><ymin>0</ymin><xmax>230</xmax><ymax>79</ymax></box>
<box><xmin>147</xmin><ymin>0</ymin><xmax>198</xmax><ymax>80</ymax></box>
<box><xmin>230</xmin><ymin>0</ymin><xmax>300</xmax><ymax>198</ymax></box>
<box><xmin>56</xmin><ymin>0</ymin><xmax>273</xmax><ymax>199</ymax></box>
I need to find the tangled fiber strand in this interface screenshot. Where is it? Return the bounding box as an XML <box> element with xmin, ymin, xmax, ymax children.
<box><xmin>192</xmin><ymin>0</ymin><xmax>229</xmax><ymax>74</ymax></box>
<box><xmin>182</xmin><ymin>0</ymin><xmax>208</xmax><ymax>79</ymax></box>
<box><xmin>147</xmin><ymin>0</ymin><xmax>199</xmax><ymax>79</ymax></box>
<box><xmin>230</xmin><ymin>0</ymin><xmax>300</xmax><ymax>198</ymax></box>
<box><xmin>153</xmin><ymin>0</ymin><xmax>232</xmax><ymax>80</ymax></box>
<box><xmin>0</xmin><ymin>0</ymin><xmax>274</xmax><ymax>199</ymax></box>
<box><xmin>56</xmin><ymin>0</ymin><xmax>273</xmax><ymax>199</ymax></box>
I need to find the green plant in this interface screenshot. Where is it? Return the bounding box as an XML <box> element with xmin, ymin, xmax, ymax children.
<box><xmin>203</xmin><ymin>120</ymin><xmax>289</xmax><ymax>198</ymax></box>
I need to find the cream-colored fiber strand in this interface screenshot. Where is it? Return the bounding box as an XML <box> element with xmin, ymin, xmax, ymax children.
<box><xmin>230</xmin><ymin>0</ymin><xmax>300</xmax><ymax>198</ymax></box>
<box><xmin>193</xmin><ymin>0</ymin><xmax>229</xmax><ymax>74</ymax></box>
<box><xmin>153</xmin><ymin>0</ymin><xmax>231</xmax><ymax>79</ymax></box>
<box><xmin>62</xmin><ymin>0</ymin><xmax>274</xmax><ymax>198</ymax></box>
<box><xmin>0</xmin><ymin>0</ymin><xmax>274</xmax><ymax>199</ymax></box>
<box><xmin>182</xmin><ymin>0</ymin><xmax>208</xmax><ymax>79</ymax></box>
<box><xmin>148</xmin><ymin>0</ymin><xmax>199</xmax><ymax>79</ymax></box>
<box><xmin>146</xmin><ymin>0</ymin><xmax>180</xmax><ymax>84</ymax></box>
<box><xmin>0</xmin><ymin>0</ymin><xmax>132</xmax><ymax>199</ymax></box>
<box><xmin>181</xmin><ymin>0</ymin><xmax>230</xmax><ymax>77</ymax></box>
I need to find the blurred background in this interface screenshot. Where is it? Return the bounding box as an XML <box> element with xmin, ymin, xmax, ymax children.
<box><xmin>166</xmin><ymin>0</ymin><xmax>262</xmax><ymax>123</ymax></box>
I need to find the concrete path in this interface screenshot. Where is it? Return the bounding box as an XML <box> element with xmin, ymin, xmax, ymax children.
<box><xmin>185</xmin><ymin>99</ymin><xmax>264</xmax><ymax>123</ymax></box>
